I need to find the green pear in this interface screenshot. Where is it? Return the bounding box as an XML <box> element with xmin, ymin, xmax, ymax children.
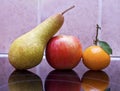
<box><xmin>8</xmin><ymin>6</ymin><xmax>75</xmax><ymax>70</ymax></box>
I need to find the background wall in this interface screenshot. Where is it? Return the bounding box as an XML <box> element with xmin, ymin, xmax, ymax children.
<box><xmin>0</xmin><ymin>0</ymin><xmax>119</xmax><ymax>56</ymax></box>
<box><xmin>0</xmin><ymin>0</ymin><xmax>38</xmax><ymax>53</ymax></box>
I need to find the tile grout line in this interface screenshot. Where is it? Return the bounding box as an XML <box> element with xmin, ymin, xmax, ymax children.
<box><xmin>36</xmin><ymin>1</ymin><xmax>45</xmax><ymax>86</ymax></box>
<box><xmin>98</xmin><ymin>0</ymin><xmax>103</xmax><ymax>39</ymax></box>
<box><xmin>0</xmin><ymin>54</ymin><xmax>120</xmax><ymax>61</ymax></box>
<box><xmin>37</xmin><ymin>0</ymin><xmax>42</xmax><ymax>25</ymax></box>
<box><xmin>0</xmin><ymin>54</ymin><xmax>8</xmax><ymax>57</ymax></box>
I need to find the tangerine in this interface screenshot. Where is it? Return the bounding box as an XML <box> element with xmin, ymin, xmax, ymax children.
<box><xmin>82</xmin><ymin>45</ymin><xmax>110</xmax><ymax>70</ymax></box>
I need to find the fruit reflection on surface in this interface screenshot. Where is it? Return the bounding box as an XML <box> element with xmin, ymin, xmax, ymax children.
<box><xmin>46</xmin><ymin>35</ymin><xmax>82</xmax><ymax>70</ymax></box>
<box><xmin>81</xmin><ymin>70</ymin><xmax>109</xmax><ymax>91</ymax></box>
<box><xmin>45</xmin><ymin>70</ymin><xmax>81</xmax><ymax>91</ymax></box>
<box><xmin>82</xmin><ymin>46</ymin><xmax>110</xmax><ymax>70</ymax></box>
<box><xmin>8</xmin><ymin>70</ymin><xmax>43</xmax><ymax>91</ymax></box>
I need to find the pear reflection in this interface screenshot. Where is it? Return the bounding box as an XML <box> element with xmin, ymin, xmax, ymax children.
<box><xmin>81</xmin><ymin>70</ymin><xmax>110</xmax><ymax>91</ymax></box>
<box><xmin>45</xmin><ymin>70</ymin><xmax>81</xmax><ymax>91</ymax></box>
<box><xmin>8</xmin><ymin>70</ymin><xmax>43</xmax><ymax>91</ymax></box>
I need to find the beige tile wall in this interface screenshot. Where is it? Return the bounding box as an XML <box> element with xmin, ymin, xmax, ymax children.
<box><xmin>0</xmin><ymin>0</ymin><xmax>38</xmax><ymax>53</ymax></box>
<box><xmin>0</xmin><ymin>0</ymin><xmax>119</xmax><ymax>56</ymax></box>
<box><xmin>42</xmin><ymin>0</ymin><xmax>98</xmax><ymax>51</ymax></box>
<box><xmin>102</xmin><ymin>0</ymin><xmax>120</xmax><ymax>56</ymax></box>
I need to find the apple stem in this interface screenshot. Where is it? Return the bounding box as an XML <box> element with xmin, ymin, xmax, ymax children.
<box><xmin>94</xmin><ymin>24</ymin><xmax>101</xmax><ymax>45</ymax></box>
<box><xmin>61</xmin><ymin>5</ymin><xmax>75</xmax><ymax>15</ymax></box>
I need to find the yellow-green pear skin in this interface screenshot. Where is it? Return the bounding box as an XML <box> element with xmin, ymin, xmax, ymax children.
<box><xmin>8</xmin><ymin>13</ymin><xmax>64</xmax><ymax>70</ymax></box>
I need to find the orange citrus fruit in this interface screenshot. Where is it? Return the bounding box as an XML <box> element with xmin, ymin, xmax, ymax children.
<box><xmin>82</xmin><ymin>45</ymin><xmax>110</xmax><ymax>70</ymax></box>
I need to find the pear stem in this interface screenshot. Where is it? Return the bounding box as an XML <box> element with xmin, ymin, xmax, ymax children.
<box><xmin>61</xmin><ymin>5</ymin><xmax>75</xmax><ymax>15</ymax></box>
<box><xmin>94</xmin><ymin>24</ymin><xmax>101</xmax><ymax>45</ymax></box>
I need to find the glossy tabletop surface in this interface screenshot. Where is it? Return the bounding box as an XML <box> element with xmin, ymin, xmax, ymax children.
<box><xmin>0</xmin><ymin>54</ymin><xmax>120</xmax><ymax>91</ymax></box>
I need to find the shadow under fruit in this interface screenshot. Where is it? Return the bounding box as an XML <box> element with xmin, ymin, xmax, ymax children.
<box><xmin>8</xmin><ymin>70</ymin><xmax>43</xmax><ymax>91</ymax></box>
<box><xmin>45</xmin><ymin>70</ymin><xmax>81</xmax><ymax>91</ymax></box>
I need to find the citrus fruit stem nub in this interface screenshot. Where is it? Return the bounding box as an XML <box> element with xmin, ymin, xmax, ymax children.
<box><xmin>94</xmin><ymin>24</ymin><xmax>101</xmax><ymax>45</ymax></box>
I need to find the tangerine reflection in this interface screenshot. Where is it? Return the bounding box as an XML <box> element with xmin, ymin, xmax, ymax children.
<box><xmin>45</xmin><ymin>70</ymin><xmax>81</xmax><ymax>91</ymax></box>
<box><xmin>81</xmin><ymin>70</ymin><xmax>110</xmax><ymax>91</ymax></box>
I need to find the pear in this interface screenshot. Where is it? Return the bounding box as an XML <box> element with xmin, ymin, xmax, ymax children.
<box><xmin>8</xmin><ymin>5</ymin><xmax>75</xmax><ymax>70</ymax></box>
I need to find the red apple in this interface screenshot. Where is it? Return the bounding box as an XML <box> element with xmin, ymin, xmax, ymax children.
<box><xmin>45</xmin><ymin>70</ymin><xmax>81</xmax><ymax>91</ymax></box>
<box><xmin>45</xmin><ymin>35</ymin><xmax>82</xmax><ymax>70</ymax></box>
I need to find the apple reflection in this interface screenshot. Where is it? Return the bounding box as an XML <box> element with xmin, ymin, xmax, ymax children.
<box><xmin>8</xmin><ymin>70</ymin><xmax>43</xmax><ymax>91</ymax></box>
<box><xmin>45</xmin><ymin>70</ymin><xmax>81</xmax><ymax>91</ymax></box>
<box><xmin>81</xmin><ymin>70</ymin><xmax>110</xmax><ymax>91</ymax></box>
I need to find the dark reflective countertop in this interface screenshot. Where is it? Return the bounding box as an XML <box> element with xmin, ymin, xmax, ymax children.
<box><xmin>0</xmin><ymin>54</ymin><xmax>120</xmax><ymax>91</ymax></box>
